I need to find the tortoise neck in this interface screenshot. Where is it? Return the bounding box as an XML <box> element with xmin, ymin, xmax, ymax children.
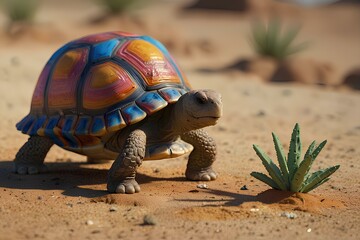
<box><xmin>159</xmin><ymin>104</ymin><xmax>183</xmax><ymax>136</ymax></box>
<box><xmin>161</xmin><ymin>99</ymin><xmax>194</xmax><ymax>134</ymax></box>
<box><xmin>143</xmin><ymin>98</ymin><xmax>197</xmax><ymax>144</ymax></box>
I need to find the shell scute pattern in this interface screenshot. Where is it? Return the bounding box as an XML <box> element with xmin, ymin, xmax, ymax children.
<box><xmin>115</xmin><ymin>39</ymin><xmax>181</xmax><ymax>87</ymax></box>
<box><xmin>61</xmin><ymin>115</ymin><xmax>80</xmax><ymax>148</ymax></box>
<box><xmin>105</xmin><ymin>109</ymin><xmax>126</xmax><ymax>132</ymax></box>
<box><xmin>83</xmin><ymin>61</ymin><xmax>138</xmax><ymax>110</ymax></box>
<box><xmin>90</xmin><ymin>116</ymin><xmax>107</xmax><ymax>136</ymax></box>
<box><xmin>121</xmin><ymin>104</ymin><xmax>147</xmax><ymax>125</ymax></box>
<box><xmin>28</xmin><ymin>115</ymin><xmax>47</xmax><ymax>136</ymax></box>
<box><xmin>135</xmin><ymin>91</ymin><xmax>168</xmax><ymax>114</ymax></box>
<box><xmin>17</xmin><ymin>32</ymin><xmax>191</xmax><ymax>150</ymax></box>
<box><xmin>48</xmin><ymin>47</ymin><xmax>89</xmax><ymax>111</ymax></box>
<box><xmin>74</xmin><ymin>115</ymin><xmax>91</xmax><ymax>136</ymax></box>
<box><xmin>90</xmin><ymin>38</ymin><xmax>121</xmax><ymax>62</ymax></box>
<box><xmin>31</xmin><ymin>63</ymin><xmax>52</xmax><ymax>112</ymax></box>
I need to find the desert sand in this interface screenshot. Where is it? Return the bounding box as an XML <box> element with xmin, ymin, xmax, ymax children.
<box><xmin>0</xmin><ymin>0</ymin><xmax>359</xmax><ymax>239</ymax></box>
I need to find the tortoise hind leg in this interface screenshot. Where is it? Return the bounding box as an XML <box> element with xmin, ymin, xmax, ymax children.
<box><xmin>14</xmin><ymin>136</ymin><xmax>53</xmax><ymax>174</ymax></box>
<box><xmin>181</xmin><ymin>129</ymin><xmax>217</xmax><ymax>181</ymax></box>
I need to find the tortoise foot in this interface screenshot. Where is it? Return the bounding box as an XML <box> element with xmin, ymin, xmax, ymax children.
<box><xmin>186</xmin><ymin>167</ymin><xmax>217</xmax><ymax>181</ymax></box>
<box><xmin>13</xmin><ymin>163</ymin><xmax>48</xmax><ymax>175</ymax></box>
<box><xmin>107</xmin><ymin>179</ymin><xmax>141</xmax><ymax>194</ymax></box>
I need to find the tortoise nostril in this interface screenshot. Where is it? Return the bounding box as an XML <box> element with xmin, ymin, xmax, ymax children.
<box><xmin>195</xmin><ymin>91</ymin><xmax>208</xmax><ymax>104</ymax></box>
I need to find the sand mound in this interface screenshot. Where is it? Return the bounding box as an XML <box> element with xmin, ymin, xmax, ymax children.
<box><xmin>343</xmin><ymin>67</ymin><xmax>360</xmax><ymax>90</ymax></box>
<box><xmin>256</xmin><ymin>189</ymin><xmax>345</xmax><ymax>213</ymax></box>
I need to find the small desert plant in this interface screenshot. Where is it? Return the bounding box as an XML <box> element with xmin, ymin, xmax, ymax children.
<box><xmin>251</xmin><ymin>123</ymin><xmax>339</xmax><ymax>193</ymax></box>
<box><xmin>97</xmin><ymin>0</ymin><xmax>143</xmax><ymax>14</ymax></box>
<box><xmin>250</xmin><ymin>20</ymin><xmax>308</xmax><ymax>60</ymax></box>
<box><xmin>1</xmin><ymin>0</ymin><xmax>39</xmax><ymax>23</ymax></box>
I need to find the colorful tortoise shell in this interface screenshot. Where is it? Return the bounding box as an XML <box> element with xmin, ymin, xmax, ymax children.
<box><xmin>17</xmin><ymin>32</ymin><xmax>191</xmax><ymax>150</ymax></box>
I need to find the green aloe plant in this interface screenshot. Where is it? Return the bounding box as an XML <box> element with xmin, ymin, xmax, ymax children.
<box><xmin>97</xmin><ymin>0</ymin><xmax>143</xmax><ymax>14</ymax></box>
<box><xmin>2</xmin><ymin>0</ymin><xmax>39</xmax><ymax>23</ymax></box>
<box><xmin>251</xmin><ymin>123</ymin><xmax>339</xmax><ymax>193</ymax></box>
<box><xmin>250</xmin><ymin>20</ymin><xmax>308</xmax><ymax>60</ymax></box>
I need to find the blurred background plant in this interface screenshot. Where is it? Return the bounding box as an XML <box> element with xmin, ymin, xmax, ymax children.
<box><xmin>0</xmin><ymin>0</ymin><xmax>40</xmax><ymax>36</ymax></box>
<box><xmin>1</xmin><ymin>0</ymin><xmax>39</xmax><ymax>24</ymax></box>
<box><xmin>90</xmin><ymin>0</ymin><xmax>151</xmax><ymax>26</ymax></box>
<box><xmin>96</xmin><ymin>0</ymin><xmax>144</xmax><ymax>15</ymax></box>
<box><xmin>250</xmin><ymin>19</ymin><xmax>309</xmax><ymax>61</ymax></box>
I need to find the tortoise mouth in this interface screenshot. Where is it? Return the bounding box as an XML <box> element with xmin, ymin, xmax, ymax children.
<box><xmin>192</xmin><ymin>116</ymin><xmax>220</xmax><ymax>120</ymax></box>
<box><xmin>189</xmin><ymin>109</ymin><xmax>222</xmax><ymax>121</ymax></box>
<box><xmin>197</xmin><ymin>116</ymin><xmax>220</xmax><ymax>125</ymax></box>
<box><xmin>189</xmin><ymin>114</ymin><xmax>221</xmax><ymax>125</ymax></box>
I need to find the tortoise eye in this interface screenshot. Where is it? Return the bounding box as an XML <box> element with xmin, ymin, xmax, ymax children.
<box><xmin>194</xmin><ymin>91</ymin><xmax>208</xmax><ymax>104</ymax></box>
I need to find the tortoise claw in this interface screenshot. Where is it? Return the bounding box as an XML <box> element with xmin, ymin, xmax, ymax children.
<box><xmin>108</xmin><ymin>179</ymin><xmax>141</xmax><ymax>194</ymax></box>
<box><xmin>185</xmin><ymin>167</ymin><xmax>217</xmax><ymax>181</ymax></box>
<box><xmin>14</xmin><ymin>163</ymin><xmax>48</xmax><ymax>175</ymax></box>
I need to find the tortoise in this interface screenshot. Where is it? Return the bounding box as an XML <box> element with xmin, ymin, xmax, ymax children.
<box><xmin>14</xmin><ymin>31</ymin><xmax>223</xmax><ymax>194</ymax></box>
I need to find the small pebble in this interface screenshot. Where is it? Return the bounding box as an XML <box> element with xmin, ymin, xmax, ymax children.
<box><xmin>11</xmin><ymin>57</ymin><xmax>20</xmax><ymax>66</ymax></box>
<box><xmin>240</xmin><ymin>185</ymin><xmax>248</xmax><ymax>190</ymax></box>
<box><xmin>197</xmin><ymin>184</ymin><xmax>208</xmax><ymax>189</ymax></box>
<box><xmin>217</xmin><ymin>126</ymin><xmax>227</xmax><ymax>131</ymax></box>
<box><xmin>109</xmin><ymin>206</ymin><xmax>118</xmax><ymax>212</ymax></box>
<box><xmin>281</xmin><ymin>212</ymin><xmax>297</xmax><ymax>219</ymax></box>
<box><xmin>86</xmin><ymin>220</ymin><xmax>94</xmax><ymax>225</ymax></box>
<box><xmin>256</xmin><ymin>110</ymin><xmax>266</xmax><ymax>117</ymax></box>
<box><xmin>282</xmin><ymin>89</ymin><xmax>292</xmax><ymax>96</ymax></box>
<box><xmin>307</xmin><ymin>228</ymin><xmax>312</xmax><ymax>233</ymax></box>
<box><xmin>143</xmin><ymin>215</ymin><xmax>157</xmax><ymax>226</ymax></box>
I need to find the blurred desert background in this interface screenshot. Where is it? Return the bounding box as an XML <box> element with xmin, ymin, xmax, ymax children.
<box><xmin>0</xmin><ymin>0</ymin><xmax>359</xmax><ymax>239</ymax></box>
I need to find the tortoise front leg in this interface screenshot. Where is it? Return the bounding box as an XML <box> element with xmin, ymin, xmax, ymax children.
<box><xmin>181</xmin><ymin>129</ymin><xmax>217</xmax><ymax>181</ymax></box>
<box><xmin>107</xmin><ymin>130</ymin><xmax>146</xmax><ymax>194</ymax></box>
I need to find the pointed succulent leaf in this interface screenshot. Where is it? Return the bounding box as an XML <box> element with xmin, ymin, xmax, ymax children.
<box><xmin>266</xmin><ymin>20</ymin><xmax>281</xmax><ymax>57</ymax></box>
<box><xmin>272</xmin><ymin>132</ymin><xmax>289</xmax><ymax>183</ymax></box>
<box><xmin>278</xmin><ymin>25</ymin><xmax>300</xmax><ymax>55</ymax></box>
<box><xmin>286</xmin><ymin>42</ymin><xmax>309</xmax><ymax>57</ymax></box>
<box><xmin>300</xmin><ymin>165</ymin><xmax>340</xmax><ymax>193</ymax></box>
<box><xmin>251</xmin><ymin>21</ymin><xmax>267</xmax><ymax>53</ymax></box>
<box><xmin>287</xmin><ymin>123</ymin><xmax>302</xmax><ymax>179</ymax></box>
<box><xmin>304</xmin><ymin>140</ymin><xmax>316</xmax><ymax>160</ymax></box>
<box><xmin>290</xmin><ymin>154</ymin><xmax>313</xmax><ymax>192</ymax></box>
<box><xmin>251</xmin><ymin>172</ymin><xmax>280</xmax><ymax>190</ymax></box>
<box><xmin>303</xmin><ymin>140</ymin><xmax>325</xmax><ymax>180</ymax></box>
<box><xmin>311</xmin><ymin>140</ymin><xmax>327</xmax><ymax>160</ymax></box>
<box><xmin>253</xmin><ymin>144</ymin><xmax>287</xmax><ymax>190</ymax></box>
<box><xmin>302</xmin><ymin>178</ymin><xmax>330</xmax><ymax>193</ymax></box>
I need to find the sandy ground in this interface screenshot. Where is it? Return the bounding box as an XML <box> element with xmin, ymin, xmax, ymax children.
<box><xmin>0</xmin><ymin>0</ymin><xmax>359</xmax><ymax>239</ymax></box>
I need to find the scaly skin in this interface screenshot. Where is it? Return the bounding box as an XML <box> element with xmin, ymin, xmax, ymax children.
<box><xmin>181</xmin><ymin>129</ymin><xmax>217</xmax><ymax>181</ymax></box>
<box><xmin>107</xmin><ymin>130</ymin><xmax>146</xmax><ymax>194</ymax></box>
<box><xmin>14</xmin><ymin>136</ymin><xmax>53</xmax><ymax>174</ymax></box>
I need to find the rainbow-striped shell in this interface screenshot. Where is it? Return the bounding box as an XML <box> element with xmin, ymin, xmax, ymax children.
<box><xmin>16</xmin><ymin>32</ymin><xmax>191</xmax><ymax>152</ymax></box>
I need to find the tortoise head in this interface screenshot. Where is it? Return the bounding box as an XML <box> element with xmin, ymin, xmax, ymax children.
<box><xmin>175</xmin><ymin>90</ymin><xmax>223</xmax><ymax>131</ymax></box>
